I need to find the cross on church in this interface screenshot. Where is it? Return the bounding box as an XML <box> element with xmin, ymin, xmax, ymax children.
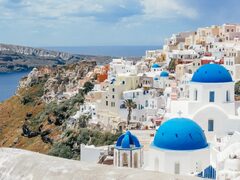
<box><xmin>177</xmin><ymin>110</ymin><xmax>183</xmax><ymax>117</ymax></box>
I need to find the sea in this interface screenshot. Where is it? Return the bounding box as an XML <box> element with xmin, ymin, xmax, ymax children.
<box><xmin>46</xmin><ymin>45</ymin><xmax>161</xmax><ymax>57</ymax></box>
<box><xmin>0</xmin><ymin>45</ymin><xmax>161</xmax><ymax>102</ymax></box>
<box><xmin>0</xmin><ymin>71</ymin><xmax>30</xmax><ymax>102</ymax></box>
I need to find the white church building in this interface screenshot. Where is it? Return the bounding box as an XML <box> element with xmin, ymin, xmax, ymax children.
<box><xmin>165</xmin><ymin>63</ymin><xmax>240</xmax><ymax>137</ymax></box>
<box><xmin>145</xmin><ymin>118</ymin><xmax>210</xmax><ymax>175</ymax></box>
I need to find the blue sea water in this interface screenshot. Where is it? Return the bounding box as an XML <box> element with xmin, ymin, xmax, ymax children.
<box><xmin>0</xmin><ymin>71</ymin><xmax>30</xmax><ymax>102</ymax></box>
<box><xmin>46</xmin><ymin>45</ymin><xmax>162</xmax><ymax>57</ymax></box>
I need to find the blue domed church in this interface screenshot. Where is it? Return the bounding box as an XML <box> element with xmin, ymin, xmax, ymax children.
<box><xmin>166</xmin><ymin>63</ymin><xmax>240</xmax><ymax>136</ymax></box>
<box><xmin>145</xmin><ymin>118</ymin><xmax>210</xmax><ymax>175</ymax></box>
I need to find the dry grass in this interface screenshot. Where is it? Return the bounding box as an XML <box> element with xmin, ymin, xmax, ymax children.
<box><xmin>0</xmin><ymin>86</ymin><xmax>61</xmax><ymax>154</ymax></box>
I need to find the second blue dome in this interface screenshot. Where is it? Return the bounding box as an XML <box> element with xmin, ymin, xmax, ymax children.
<box><xmin>153</xmin><ymin>118</ymin><xmax>208</xmax><ymax>151</ymax></box>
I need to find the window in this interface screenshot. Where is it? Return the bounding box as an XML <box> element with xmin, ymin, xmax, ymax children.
<box><xmin>174</xmin><ymin>162</ymin><xmax>180</xmax><ymax>174</ymax></box>
<box><xmin>106</xmin><ymin>101</ymin><xmax>108</xmax><ymax>106</ymax></box>
<box><xmin>194</xmin><ymin>89</ymin><xmax>198</xmax><ymax>101</ymax></box>
<box><xmin>145</xmin><ymin>100</ymin><xmax>149</xmax><ymax>107</ymax></box>
<box><xmin>112</xmin><ymin>88</ymin><xmax>115</xmax><ymax>92</ymax></box>
<box><xmin>226</xmin><ymin>91</ymin><xmax>230</xmax><ymax>102</ymax></box>
<box><xmin>112</xmin><ymin>95</ymin><xmax>115</xmax><ymax>99</ymax></box>
<box><xmin>208</xmin><ymin>119</ymin><xmax>214</xmax><ymax>132</ymax></box>
<box><xmin>111</xmin><ymin>102</ymin><xmax>115</xmax><ymax>107</ymax></box>
<box><xmin>209</xmin><ymin>91</ymin><xmax>215</xmax><ymax>102</ymax></box>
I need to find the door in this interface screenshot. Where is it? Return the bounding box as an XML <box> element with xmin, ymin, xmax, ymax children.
<box><xmin>174</xmin><ymin>162</ymin><xmax>180</xmax><ymax>174</ymax></box>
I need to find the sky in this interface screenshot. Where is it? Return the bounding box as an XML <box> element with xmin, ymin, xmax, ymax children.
<box><xmin>0</xmin><ymin>0</ymin><xmax>240</xmax><ymax>47</ymax></box>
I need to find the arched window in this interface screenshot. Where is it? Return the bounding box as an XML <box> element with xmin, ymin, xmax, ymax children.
<box><xmin>122</xmin><ymin>153</ymin><xmax>128</xmax><ymax>167</ymax></box>
<box><xmin>154</xmin><ymin>157</ymin><xmax>159</xmax><ymax>171</ymax></box>
<box><xmin>134</xmin><ymin>153</ymin><xmax>138</xmax><ymax>168</ymax></box>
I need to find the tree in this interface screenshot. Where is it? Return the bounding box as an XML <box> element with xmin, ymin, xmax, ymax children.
<box><xmin>168</xmin><ymin>58</ymin><xmax>176</xmax><ymax>72</ymax></box>
<box><xmin>83</xmin><ymin>81</ymin><xmax>94</xmax><ymax>94</ymax></box>
<box><xmin>123</xmin><ymin>99</ymin><xmax>137</xmax><ymax>127</ymax></box>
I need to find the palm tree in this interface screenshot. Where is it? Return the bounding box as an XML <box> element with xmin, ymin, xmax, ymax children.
<box><xmin>123</xmin><ymin>99</ymin><xmax>137</xmax><ymax>127</ymax></box>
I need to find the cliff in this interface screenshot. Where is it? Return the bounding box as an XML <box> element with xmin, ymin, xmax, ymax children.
<box><xmin>0</xmin><ymin>61</ymin><xmax>119</xmax><ymax>160</ymax></box>
<box><xmin>0</xmin><ymin>43</ymin><xmax>113</xmax><ymax>72</ymax></box>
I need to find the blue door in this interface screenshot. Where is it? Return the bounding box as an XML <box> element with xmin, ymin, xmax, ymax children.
<box><xmin>209</xmin><ymin>91</ymin><xmax>215</xmax><ymax>102</ymax></box>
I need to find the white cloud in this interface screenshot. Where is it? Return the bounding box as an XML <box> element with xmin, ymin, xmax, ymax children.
<box><xmin>140</xmin><ymin>0</ymin><xmax>198</xmax><ymax>19</ymax></box>
<box><xmin>0</xmin><ymin>0</ymin><xmax>104</xmax><ymax>19</ymax></box>
<box><xmin>0</xmin><ymin>0</ymin><xmax>197</xmax><ymax>22</ymax></box>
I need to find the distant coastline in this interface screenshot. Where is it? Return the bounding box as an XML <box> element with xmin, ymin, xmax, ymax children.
<box><xmin>45</xmin><ymin>45</ymin><xmax>162</xmax><ymax>57</ymax></box>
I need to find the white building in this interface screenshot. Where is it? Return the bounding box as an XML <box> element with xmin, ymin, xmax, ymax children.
<box><xmin>81</xmin><ymin>144</ymin><xmax>108</xmax><ymax>164</ymax></box>
<box><xmin>153</xmin><ymin>71</ymin><xmax>174</xmax><ymax>89</ymax></box>
<box><xmin>150</xmin><ymin>63</ymin><xmax>162</xmax><ymax>72</ymax></box>
<box><xmin>120</xmin><ymin>88</ymin><xmax>165</xmax><ymax>125</ymax></box>
<box><xmin>214</xmin><ymin>132</ymin><xmax>240</xmax><ymax>179</ymax></box>
<box><xmin>108</xmin><ymin>58</ymin><xmax>137</xmax><ymax>81</ymax></box>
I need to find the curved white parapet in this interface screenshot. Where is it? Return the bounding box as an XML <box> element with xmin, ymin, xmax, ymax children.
<box><xmin>0</xmin><ymin>148</ymin><xmax>201</xmax><ymax>180</ymax></box>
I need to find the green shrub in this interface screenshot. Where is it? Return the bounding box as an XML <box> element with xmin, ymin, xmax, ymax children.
<box><xmin>83</xmin><ymin>81</ymin><xmax>94</xmax><ymax>94</ymax></box>
<box><xmin>21</xmin><ymin>95</ymin><xmax>34</xmax><ymax>105</ymax></box>
<box><xmin>48</xmin><ymin>143</ymin><xmax>73</xmax><ymax>159</ymax></box>
<box><xmin>48</xmin><ymin>128</ymin><xmax>120</xmax><ymax>160</ymax></box>
<box><xmin>78</xmin><ymin>115</ymin><xmax>90</xmax><ymax>128</ymax></box>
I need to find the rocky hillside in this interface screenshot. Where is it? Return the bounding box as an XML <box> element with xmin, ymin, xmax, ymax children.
<box><xmin>0</xmin><ymin>61</ymin><xmax>120</xmax><ymax>159</ymax></box>
<box><xmin>0</xmin><ymin>43</ymin><xmax>113</xmax><ymax>72</ymax></box>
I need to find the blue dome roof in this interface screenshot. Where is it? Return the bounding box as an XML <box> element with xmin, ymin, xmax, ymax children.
<box><xmin>153</xmin><ymin>118</ymin><xmax>208</xmax><ymax>151</ymax></box>
<box><xmin>154</xmin><ymin>77</ymin><xmax>159</xmax><ymax>80</ymax></box>
<box><xmin>192</xmin><ymin>64</ymin><xmax>232</xmax><ymax>83</ymax></box>
<box><xmin>152</xmin><ymin>63</ymin><xmax>160</xmax><ymax>68</ymax></box>
<box><xmin>116</xmin><ymin>131</ymin><xmax>141</xmax><ymax>149</ymax></box>
<box><xmin>160</xmin><ymin>71</ymin><xmax>169</xmax><ymax>77</ymax></box>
